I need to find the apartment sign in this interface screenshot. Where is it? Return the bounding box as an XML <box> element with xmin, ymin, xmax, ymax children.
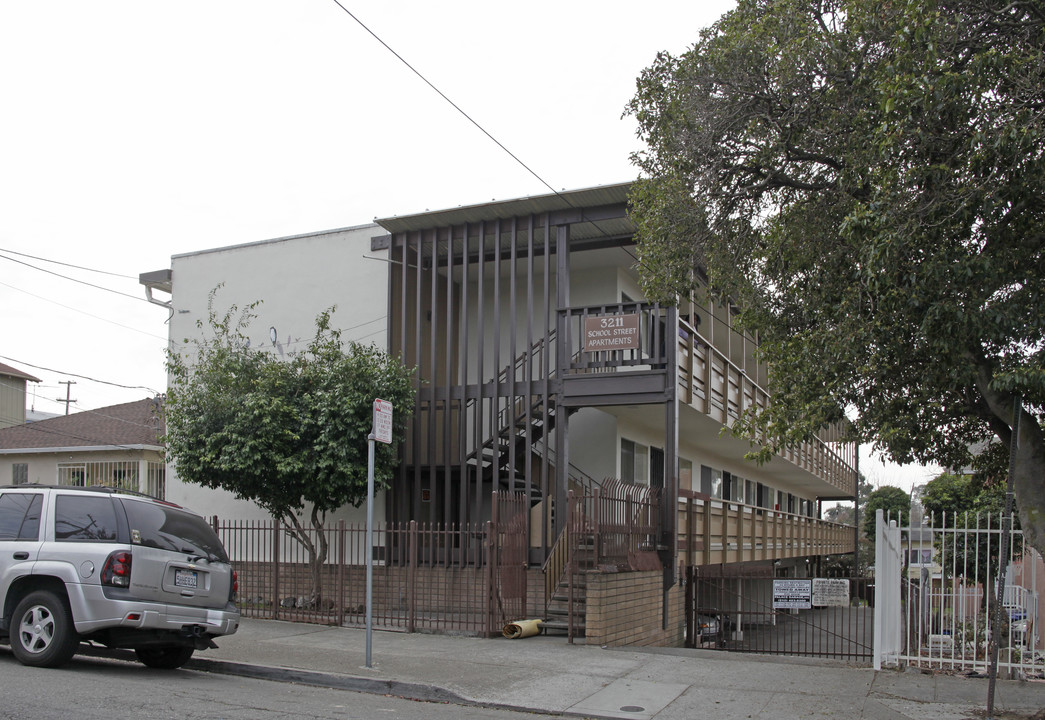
<box><xmin>583</xmin><ymin>313</ymin><xmax>640</xmax><ymax>352</ymax></box>
<box><xmin>773</xmin><ymin>579</ymin><xmax>812</xmax><ymax>610</ymax></box>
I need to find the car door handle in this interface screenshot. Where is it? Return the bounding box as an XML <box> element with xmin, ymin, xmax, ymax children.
<box><xmin>12</xmin><ymin>552</ymin><xmax>29</xmax><ymax>560</ymax></box>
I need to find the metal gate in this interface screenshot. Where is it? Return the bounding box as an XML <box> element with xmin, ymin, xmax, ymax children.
<box><xmin>874</xmin><ymin>510</ymin><xmax>1042</xmax><ymax>676</ymax></box>
<box><xmin>489</xmin><ymin>491</ymin><xmax>529</xmax><ymax>633</ymax></box>
<box><xmin>686</xmin><ymin>567</ymin><xmax>875</xmax><ymax>663</ymax></box>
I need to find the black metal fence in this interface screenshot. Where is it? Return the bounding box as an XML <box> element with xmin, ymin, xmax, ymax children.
<box><xmin>686</xmin><ymin>568</ymin><xmax>875</xmax><ymax>663</ymax></box>
<box><xmin>216</xmin><ymin>494</ymin><xmax>535</xmax><ymax>637</ymax></box>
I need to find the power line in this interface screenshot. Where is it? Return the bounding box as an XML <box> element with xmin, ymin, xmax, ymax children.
<box><xmin>0</xmin><ymin>355</ymin><xmax>162</xmax><ymax>394</ymax></box>
<box><xmin>327</xmin><ymin>3</ymin><xmax>657</xmax><ymax>282</ymax></box>
<box><xmin>0</xmin><ymin>252</ymin><xmax>148</xmax><ymax>302</ymax></box>
<box><xmin>0</xmin><ymin>280</ymin><xmax>170</xmax><ymax>342</ymax></box>
<box><xmin>0</xmin><ymin>246</ymin><xmax>137</xmax><ymax>279</ymax></box>
<box><xmin>329</xmin><ymin>1</ymin><xmax>560</xmax><ymax>199</ymax></box>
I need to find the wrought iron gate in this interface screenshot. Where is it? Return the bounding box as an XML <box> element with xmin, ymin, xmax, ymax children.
<box><xmin>686</xmin><ymin>567</ymin><xmax>875</xmax><ymax>663</ymax></box>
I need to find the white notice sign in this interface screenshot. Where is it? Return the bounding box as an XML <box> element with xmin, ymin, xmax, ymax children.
<box><xmin>773</xmin><ymin>579</ymin><xmax>812</xmax><ymax>610</ymax></box>
<box><xmin>372</xmin><ymin>398</ymin><xmax>393</xmax><ymax>444</ymax></box>
<box><xmin>812</xmin><ymin>578</ymin><xmax>850</xmax><ymax>607</ymax></box>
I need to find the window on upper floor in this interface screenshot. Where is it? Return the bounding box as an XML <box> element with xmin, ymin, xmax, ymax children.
<box><xmin>909</xmin><ymin>548</ymin><xmax>933</xmax><ymax>565</ymax></box>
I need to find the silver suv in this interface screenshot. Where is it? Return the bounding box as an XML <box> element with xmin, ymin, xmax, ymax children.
<box><xmin>0</xmin><ymin>485</ymin><xmax>239</xmax><ymax>669</ymax></box>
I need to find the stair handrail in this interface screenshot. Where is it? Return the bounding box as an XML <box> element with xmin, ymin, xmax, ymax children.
<box><xmin>542</xmin><ymin>497</ymin><xmax>569</xmax><ymax>606</ymax></box>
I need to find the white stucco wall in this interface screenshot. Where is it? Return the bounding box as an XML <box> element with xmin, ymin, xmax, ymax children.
<box><xmin>163</xmin><ymin>224</ymin><xmax>391</xmax><ymax>523</ymax></box>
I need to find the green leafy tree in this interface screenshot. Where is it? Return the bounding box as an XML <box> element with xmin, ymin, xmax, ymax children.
<box><xmin>863</xmin><ymin>486</ymin><xmax>911</xmax><ymax>541</ymax></box>
<box><xmin>920</xmin><ymin>470</ymin><xmax>1020</xmax><ymax>592</ymax></box>
<box><xmin>627</xmin><ymin>0</ymin><xmax>1045</xmax><ymax>559</ymax></box>
<box><xmin>921</xmin><ymin>472</ymin><xmax>987</xmax><ymax>525</ymax></box>
<box><xmin>165</xmin><ymin>295</ymin><xmax>415</xmax><ymax>605</ymax></box>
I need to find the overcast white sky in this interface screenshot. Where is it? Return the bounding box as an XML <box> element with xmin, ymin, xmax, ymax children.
<box><xmin>0</xmin><ymin>1</ymin><xmax>940</xmax><ymax>492</ymax></box>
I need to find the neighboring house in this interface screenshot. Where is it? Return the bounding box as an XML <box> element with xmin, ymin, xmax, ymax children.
<box><xmin>905</xmin><ymin>511</ymin><xmax>944</xmax><ymax>583</ymax></box>
<box><xmin>0</xmin><ymin>397</ymin><xmax>166</xmax><ymax>498</ymax></box>
<box><xmin>0</xmin><ymin>361</ymin><xmax>41</xmax><ymax>429</ymax></box>
<box><xmin>142</xmin><ymin>183</ymin><xmax>859</xmax><ymax>642</ymax></box>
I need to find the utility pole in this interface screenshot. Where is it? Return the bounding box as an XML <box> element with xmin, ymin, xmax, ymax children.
<box><xmin>57</xmin><ymin>380</ymin><xmax>76</xmax><ymax>415</ymax></box>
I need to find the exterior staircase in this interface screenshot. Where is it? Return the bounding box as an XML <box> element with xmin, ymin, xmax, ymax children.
<box><xmin>541</xmin><ymin>533</ymin><xmax>596</xmax><ymax>637</ymax></box>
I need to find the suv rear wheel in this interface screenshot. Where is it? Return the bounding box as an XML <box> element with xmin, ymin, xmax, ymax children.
<box><xmin>10</xmin><ymin>590</ymin><xmax>80</xmax><ymax>668</ymax></box>
<box><xmin>135</xmin><ymin>645</ymin><xmax>195</xmax><ymax>669</ymax></box>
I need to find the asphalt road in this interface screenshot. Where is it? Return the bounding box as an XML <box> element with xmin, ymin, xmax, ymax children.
<box><xmin>0</xmin><ymin>650</ymin><xmax>556</xmax><ymax>720</ymax></box>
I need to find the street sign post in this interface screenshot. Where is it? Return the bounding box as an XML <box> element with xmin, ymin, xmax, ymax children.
<box><xmin>365</xmin><ymin>398</ymin><xmax>393</xmax><ymax>668</ymax></box>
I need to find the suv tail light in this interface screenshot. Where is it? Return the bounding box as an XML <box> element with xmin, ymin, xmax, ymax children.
<box><xmin>229</xmin><ymin>569</ymin><xmax>238</xmax><ymax>602</ymax></box>
<box><xmin>101</xmin><ymin>551</ymin><xmax>132</xmax><ymax>587</ymax></box>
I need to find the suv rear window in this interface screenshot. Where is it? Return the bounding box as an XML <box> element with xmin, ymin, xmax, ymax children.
<box><xmin>0</xmin><ymin>493</ymin><xmax>42</xmax><ymax>540</ymax></box>
<box><xmin>55</xmin><ymin>495</ymin><xmax>119</xmax><ymax>542</ymax></box>
<box><xmin>122</xmin><ymin>499</ymin><xmax>229</xmax><ymax>563</ymax></box>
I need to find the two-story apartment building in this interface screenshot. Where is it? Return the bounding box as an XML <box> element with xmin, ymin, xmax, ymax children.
<box><xmin>144</xmin><ymin>183</ymin><xmax>858</xmax><ymax>643</ymax></box>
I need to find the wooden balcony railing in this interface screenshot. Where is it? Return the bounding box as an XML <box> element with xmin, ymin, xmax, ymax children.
<box><xmin>677</xmin><ymin>493</ymin><xmax>855</xmax><ymax>567</ymax></box>
<box><xmin>675</xmin><ymin>319</ymin><xmax>857</xmax><ymax>498</ymax></box>
<box><xmin>559</xmin><ymin>304</ymin><xmax>857</xmax><ymax>498</ymax></box>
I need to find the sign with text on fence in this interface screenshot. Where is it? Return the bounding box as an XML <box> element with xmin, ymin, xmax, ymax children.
<box><xmin>812</xmin><ymin>578</ymin><xmax>850</xmax><ymax>607</ymax></box>
<box><xmin>371</xmin><ymin>398</ymin><xmax>393</xmax><ymax>444</ymax></box>
<box><xmin>583</xmin><ymin>313</ymin><xmax>640</xmax><ymax>352</ymax></box>
<box><xmin>773</xmin><ymin>578</ymin><xmax>812</xmax><ymax>610</ymax></box>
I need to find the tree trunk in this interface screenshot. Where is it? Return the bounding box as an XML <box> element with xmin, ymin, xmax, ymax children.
<box><xmin>1012</xmin><ymin>407</ymin><xmax>1045</xmax><ymax>561</ymax></box>
<box><xmin>974</xmin><ymin>362</ymin><xmax>1045</xmax><ymax>560</ymax></box>
<box><xmin>282</xmin><ymin>510</ymin><xmax>328</xmax><ymax>608</ymax></box>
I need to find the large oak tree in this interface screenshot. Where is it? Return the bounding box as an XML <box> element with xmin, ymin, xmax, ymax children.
<box><xmin>627</xmin><ymin>0</ymin><xmax>1045</xmax><ymax>557</ymax></box>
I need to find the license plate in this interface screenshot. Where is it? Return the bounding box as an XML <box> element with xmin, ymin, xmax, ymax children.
<box><xmin>174</xmin><ymin>569</ymin><xmax>198</xmax><ymax>589</ymax></box>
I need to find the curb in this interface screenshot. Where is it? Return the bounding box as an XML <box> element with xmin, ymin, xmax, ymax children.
<box><xmin>77</xmin><ymin>646</ymin><xmax>592</xmax><ymax>718</ymax></box>
<box><xmin>77</xmin><ymin>645</ymin><xmax>468</xmax><ymax>705</ymax></box>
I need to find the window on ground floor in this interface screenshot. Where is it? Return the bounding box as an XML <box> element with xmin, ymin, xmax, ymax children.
<box><xmin>699</xmin><ymin>465</ymin><xmax>723</xmax><ymax>498</ymax></box>
<box><xmin>55</xmin><ymin>460</ymin><xmax>162</xmax><ymax>498</ymax></box>
<box><xmin>57</xmin><ymin>463</ymin><xmax>86</xmax><ymax>487</ymax></box>
<box><xmin>11</xmin><ymin>463</ymin><xmax>27</xmax><ymax>485</ymax></box>
<box><xmin>620</xmin><ymin>438</ymin><xmax>648</xmax><ymax>485</ymax></box>
<box><xmin>679</xmin><ymin>458</ymin><xmax>693</xmax><ymax>493</ymax></box>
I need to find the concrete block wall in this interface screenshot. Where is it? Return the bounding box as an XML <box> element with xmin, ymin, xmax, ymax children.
<box><xmin>584</xmin><ymin>570</ymin><xmax>685</xmax><ymax>647</ymax></box>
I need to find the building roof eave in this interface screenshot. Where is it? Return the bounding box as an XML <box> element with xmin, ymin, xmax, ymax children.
<box><xmin>0</xmin><ymin>445</ymin><xmax>164</xmax><ymax>456</ymax></box>
<box><xmin>375</xmin><ymin>182</ymin><xmax>635</xmax><ymax>235</ymax></box>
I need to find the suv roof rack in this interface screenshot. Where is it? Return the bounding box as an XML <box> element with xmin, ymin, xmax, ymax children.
<box><xmin>0</xmin><ymin>484</ymin><xmax>181</xmax><ymax>507</ymax></box>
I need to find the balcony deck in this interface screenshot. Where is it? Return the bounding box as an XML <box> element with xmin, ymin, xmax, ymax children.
<box><xmin>674</xmin><ymin>321</ymin><xmax>856</xmax><ymax>498</ymax></box>
<box><xmin>560</xmin><ymin>304</ymin><xmax>857</xmax><ymax>499</ymax></box>
<box><xmin>677</xmin><ymin>493</ymin><xmax>856</xmax><ymax>566</ymax></box>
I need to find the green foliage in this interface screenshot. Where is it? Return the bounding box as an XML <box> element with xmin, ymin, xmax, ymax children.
<box><xmin>166</xmin><ymin>296</ymin><xmax>415</xmax><ymax>520</ymax></box>
<box><xmin>628</xmin><ymin>0</ymin><xmax>1045</xmax><ymax>558</ymax></box>
<box><xmin>920</xmin><ymin>473</ymin><xmax>984</xmax><ymax>525</ymax></box>
<box><xmin>863</xmin><ymin>486</ymin><xmax>911</xmax><ymax>541</ymax></box>
<box><xmin>165</xmin><ymin>294</ymin><xmax>415</xmax><ymax>603</ymax></box>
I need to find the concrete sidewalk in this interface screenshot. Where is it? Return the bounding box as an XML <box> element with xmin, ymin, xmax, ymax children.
<box><xmin>172</xmin><ymin>619</ymin><xmax>1045</xmax><ymax>720</ymax></box>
